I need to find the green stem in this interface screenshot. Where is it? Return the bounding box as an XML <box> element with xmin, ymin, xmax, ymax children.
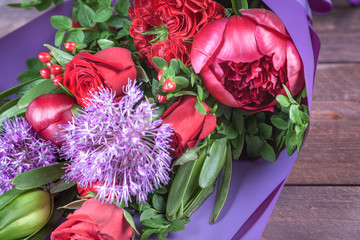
<box><xmin>250</xmin><ymin>0</ymin><xmax>261</xmax><ymax>8</ymax></box>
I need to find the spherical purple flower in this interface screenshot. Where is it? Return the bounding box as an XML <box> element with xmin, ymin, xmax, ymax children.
<box><xmin>60</xmin><ymin>81</ymin><xmax>173</xmax><ymax>205</ymax></box>
<box><xmin>0</xmin><ymin>117</ymin><xmax>58</xmax><ymax>194</ymax></box>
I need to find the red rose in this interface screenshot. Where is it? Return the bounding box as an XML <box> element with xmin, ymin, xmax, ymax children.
<box><xmin>77</xmin><ymin>182</ymin><xmax>101</xmax><ymax>198</ymax></box>
<box><xmin>191</xmin><ymin>9</ymin><xmax>304</xmax><ymax>112</ymax></box>
<box><xmin>63</xmin><ymin>47</ymin><xmax>137</xmax><ymax>107</ymax></box>
<box><xmin>161</xmin><ymin>96</ymin><xmax>216</xmax><ymax>157</ymax></box>
<box><xmin>26</xmin><ymin>93</ymin><xmax>76</xmax><ymax>147</ymax></box>
<box><xmin>129</xmin><ymin>0</ymin><xmax>225</xmax><ymax>67</ymax></box>
<box><xmin>51</xmin><ymin>199</ymin><xmax>133</xmax><ymax>240</ymax></box>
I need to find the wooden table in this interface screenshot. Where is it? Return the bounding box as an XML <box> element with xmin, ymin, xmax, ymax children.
<box><xmin>1</xmin><ymin>0</ymin><xmax>359</xmax><ymax>239</ymax></box>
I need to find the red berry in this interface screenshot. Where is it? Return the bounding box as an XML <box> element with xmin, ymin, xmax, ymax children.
<box><xmin>157</xmin><ymin>70</ymin><xmax>164</xmax><ymax>82</ymax></box>
<box><xmin>38</xmin><ymin>52</ymin><xmax>51</xmax><ymax>63</ymax></box>
<box><xmin>162</xmin><ymin>79</ymin><xmax>176</xmax><ymax>92</ymax></box>
<box><xmin>49</xmin><ymin>51</ymin><xmax>53</xmax><ymax>56</ymax></box>
<box><xmin>64</xmin><ymin>41</ymin><xmax>76</xmax><ymax>52</ymax></box>
<box><xmin>53</xmin><ymin>75</ymin><xmax>64</xmax><ymax>87</ymax></box>
<box><xmin>50</xmin><ymin>64</ymin><xmax>63</xmax><ymax>75</ymax></box>
<box><xmin>157</xmin><ymin>95</ymin><xmax>167</xmax><ymax>103</ymax></box>
<box><xmin>46</xmin><ymin>62</ymin><xmax>52</xmax><ymax>68</ymax></box>
<box><xmin>40</xmin><ymin>68</ymin><xmax>51</xmax><ymax>79</ymax></box>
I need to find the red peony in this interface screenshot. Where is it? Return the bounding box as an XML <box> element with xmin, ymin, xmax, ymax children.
<box><xmin>161</xmin><ymin>96</ymin><xmax>216</xmax><ymax>157</ymax></box>
<box><xmin>63</xmin><ymin>47</ymin><xmax>136</xmax><ymax>107</ymax></box>
<box><xmin>191</xmin><ymin>9</ymin><xmax>304</xmax><ymax>112</ymax></box>
<box><xmin>26</xmin><ymin>93</ymin><xmax>76</xmax><ymax>147</ymax></box>
<box><xmin>129</xmin><ymin>0</ymin><xmax>225</xmax><ymax>67</ymax></box>
<box><xmin>51</xmin><ymin>199</ymin><xmax>133</xmax><ymax>240</ymax></box>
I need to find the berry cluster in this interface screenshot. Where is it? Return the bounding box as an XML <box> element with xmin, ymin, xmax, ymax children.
<box><xmin>37</xmin><ymin>41</ymin><xmax>76</xmax><ymax>87</ymax></box>
<box><xmin>157</xmin><ymin>70</ymin><xmax>177</xmax><ymax>103</ymax></box>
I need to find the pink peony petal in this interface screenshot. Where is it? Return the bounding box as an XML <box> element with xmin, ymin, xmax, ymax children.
<box><xmin>286</xmin><ymin>41</ymin><xmax>304</xmax><ymax>95</ymax></box>
<box><xmin>216</xmin><ymin>15</ymin><xmax>263</xmax><ymax>63</ymax></box>
<box><xmin>201</xmin><ymin>65</ymin><xmax>239</xmax><ymax>107</ymax></box>
<box><xmin>240</xmin><ymin>9</ymin><xmax>288</xmax><ymax>38</ymax></box>
<box><xmin>191</xmin><ymin>17</ymin><xmax>229</xmax><ymax>73</ymax></box>
<box><xmin>255</xmin><ymin>26</ymin><xmax>287</xmax><ymax>71</ymax></box>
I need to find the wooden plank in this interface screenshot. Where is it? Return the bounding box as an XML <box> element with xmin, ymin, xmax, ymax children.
<box><xmin>287</xmin><ymin>63</ymin><xmax>360</xmax><ymax>184</ymax></box>
<box><xmin>313</xmin><ymin>4</ymin><xmax>360</xmax><ymax>63</ymax></box>
<box><xmin>263</xmin><ymin>186</ymin><xmax>360</xmax><ymax>240</ymax></box>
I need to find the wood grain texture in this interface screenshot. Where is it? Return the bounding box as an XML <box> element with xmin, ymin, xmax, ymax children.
<box><xmin>287</xmin><ymin>64</ymin><xmax>360</xmax><ymax>184</ymax></box>
<box><xmin>263</xmin><ymin>187</ymin><xmax>360</xmax><ymax>240</ymax></box>
<box><xmin>314</xmin><ymin>3</ymin><xmax>360</xmax><ymax>63</ymax></box>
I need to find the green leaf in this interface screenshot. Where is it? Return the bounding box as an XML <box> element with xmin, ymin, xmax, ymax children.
<box><xmin>115</xmin><ymin>0</ymin><xmax>130</xmax><ymax>16</ymax></box>
<box><xmin>166</xmin><ymin>161</ymin><xmax>196</xmax><ymax>217</ymax></box>
<box><xmin>276</xmin><ymin>94</ymin><xmax>290</xmax><ymax>108</ymax></box>
<box><xmin>183</xmin><ymin>184</ymin><xmax>215</xmax><ymax>218</ymax></box>
<box><xmin>0</xmin><ymin>97</ymin><xmax>20</xmax><ymax>115</ymax></box>
<box><xmin>44</xmin><ymin>44</ymin><xmax>74</xmax><ymax>66</ymax></box>
<box><xmin>17</xmin><ymin>79</ymin><xmax>57</xmax><ymax>108</ymax></box>
<box><xmin>34</xmin><ymin>0</ymin><xmax>52</xmax><ymax>11</ymax></box>
<box><xmin>232</xmin><ymin>109</ymin><xmax>244</xmax><ymax>134</ymax></box>
<box><xmin>271</xmin><ymin>117</ymin><xmax>288</xmax><ymax>130</ymax></box>
<box><xmin>26</xmin><ymin>58</ymin><xmax>46</xmax><ymax>71</ymax></box>
<box><xmin>135</xmin><ymin>66</ymin><xmax>150</xmax><ymax>83</ymax></box>
<box><xmin>210</xmin><ymin>142</ymin><xmax>232</xmax><ymax>223</ymax></box>
<box><xmin>98</xmin><ymin>0</ymin><xmax>111</xmax><ymax>7</ymax></box>
<box><xmin>289</xmin><ymin>105</ymin><xmax>302</xmax><ymax>125</ymax></box>
<box><xmin>169</xmin><ymin>59</ymin><xmax>180</xmax><ymax>74</ymax></box>
<box><xmin>59</xmin><ymin>199</ymin><xmax>86</xmax><ymax>209</ymax></box>
<box><xmin>0</xmin><ymin>188</ymin><xmax>28</xmax><ymax>211</ymax></box>
<box><xmin>285</xmin><ymin>130</ymin><xmax>297</xmax><ymax>156</ymax></box>
<box><xmin>12</xmin><ymin>163</ymin><xmax>66</xmax><ymax>190</ymax></box>
<box><xmin>152</xmin><ymin>79</ymin><xmax>160</xmax><ymax>97</ymax></box>
<box><xmin>50</xmin><ymin>180</ymin><xmax>76</xmax><ymax>194</ymax></box>
<box><xmin>157</xmin><ymin>228</ymin><xmax>169</xmax><ymax>239</ymax></box>
<box><xmin>78</xmin><ymin>4</ymin><xmax>95</xmax><ymax>28</ymax></box>
<box><xmin>107</xmin><ymin>15</ymin><xmax>124</xmax><ymax>28</ymax></box>
<box><xmin>177</xmin><ymin>59</ymin><xmax>191</xmax><ymax>75</ymax></box>
<box><xmin>245</xmin><ymin>116</ymin><xmax>258</xmax><ymax>135</ymax></box>
<box><xmin>169</xmin><ymin>219</ymin><xmax>185</xmax><ymax>232</ymax></box>
<box><xmin>141</xmin><ymin>219</ymin><xmax>164</xmax><ymax>228</ymax></box>
<box><xmin>246</xmin><ymin>136</ymin><xmax>263</xmax><ymax>158</ymax></box>
<box><xmin>152</xmin><ymin>194</ymin><xmax>165</xmax><ymax>212</ymax></box>
<box><xmin>50</xmin><ymin>15</ymin><xmax>72</xmax><ymax>30</ymax></box>
<box><xmin>231</xmin><ymin>130</ymin><xmax>244</xmax><ymax>159</ymax></box>
<box><xmin>172</xmin><ymin>76</ymin><xmax>189</xmax><ymax>89</ymax></box>
<box><xmin>0</xmin><ymin>105</ymin><xmax>26</xmax><ymax>123</ymax></box>
<box><xmin>197</xmin><ymin>85</ymin><xmax>204</xmax><ymax>101</ymax></box>
<box><xmin>152</xmin><ymin>57</ymin><xmax>168</xmax><ymax>70</ymax></box>
<box><xmin>53</xmin><ymin>0</ymin><xmax>64</xmax><ymax>6</ymax></box>
<box><xmin>225</xmin><ymin>124</ymin><xmax>238</xmax><ymax>140</ymax></box>
<box><xmin>94</xmin><ymin>7</ymin><xmax>113</xmax><ymax>22</ymax></box>
<box><xmin>173</xmin><ymin>147</ymin><xmax>199</xmax><ymax>166</ymax></box>
<box><xmin>258</xmin><ymin>123</ymin><xmax>272</xmax><ymax>139</ymax></box>
<box><xmin>98</xmin><ymin>39</ymin><xmax>115</xmax><ymax>50</ymax></box>
<box><xmin>199</xmin><ymin>138</ymin><xmax>227</xmax><ymax>188</ymax></box>
<box><xmin>123</xmin><ymin>209</ymin><xmax>139</xmax><ymax>234</ymax></box>
<box><xmin>66</xmin><ymin>30</ymin><xmax>85</xmax><ymax>44</ymax></box>
<box><xmin>260</xmin><ymin>142</ymin><xmax>276</xmax><ymax>162</ymax></box>
<box><xmin>17</xmin><ymin>70</ymin><xmax>40</xmax><ymax>83</ymax></box>
<box><xmin>54</xmin><ymin>30</ymin><xmax>66</xmax><ymax>46</ymax></box>
<box><xmin>116</xmin><ymin>28</ymin><xmax>129</xmax><ymax>39</ymax></box>
<box><xmin>283</xmin><ymin>84</ymin><xmax>296</xmax><ymax>103</ymax></box>
<box><xmin>195</xmin><ymin>100</ymin><xmax>207</xmax><ymax>115</ymax></box>
<box><xmin>140</xmin><ymin>208</ymin><xmax>157</xmax><ymax>222</ymax></box>
<box><xmin>141</xmin><ymin>228</ymin><xmax>158</xmax><ymax>240</ymax></box>
<box><xmin>84</xmin><ymin>30</ymin><xmax>100</xmax><ymax>44</ymax></box>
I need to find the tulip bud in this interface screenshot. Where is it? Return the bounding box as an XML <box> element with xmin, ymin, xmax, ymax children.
<box><xmin>0</xmin><ymin>189</ymin><xmax>52</xmax><ymax>240</ymax></box>
<box><xmin>26</xmin><ymin>93</ymin><xmax>77</xmax><ymax>147</ymax></box>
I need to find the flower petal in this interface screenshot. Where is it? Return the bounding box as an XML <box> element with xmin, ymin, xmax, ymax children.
<box><xmin>286</xmin><ymin>41</ymin><xmax>304</xmax><ymax>95</ymax></box>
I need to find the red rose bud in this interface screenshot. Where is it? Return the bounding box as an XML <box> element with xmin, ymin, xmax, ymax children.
<box><xmin>191</xmin><ymin>9</ymin><xmax>304</xmax><ymax>112</ymax></box>
<box><xmin>50</xmin><ymin>64</ymin><xmax>63</xmax><ymax>76</ymax></box>
<box><xmin>26</xmin><ymin>93</ymin><xmax>76</xmax><ymax>147</ymax></box>
<box><xmin>40</xmin><ymin>68</ymin><xmax>51</xmax><ymax>79</ymax></box>
<box><xmin>161</xmin><ymin>96</ymin><xmax>216</xmax><ymax>157</ymax></box>
<box><xmin>162</xmin><ymin>79</ymin><xmax>176</xmax><ymax>92</ymax></box>
<box><xmin>157</xmin><ymin>94</ymin><xmax>167</xmax><ymax>103</ymax></box>
<box><xmin>0</xmin><ymin>189</ymin><xmax>52</xmax><ymax>240</ymax></box>
<box><xmin>51</xmin><ymin>199</ymin><xmax>133</xmax><ymax>240</ymax></box>
<box><xmin>38</xmin><ymin>52</ymin><xmax>51</xmax><ymax>63</ymax></box>
<box><xmin>64</xmin><ymin>41</ymin><xmax>76</xmax><ymax>52</ymax></box>
<box><xmin>63</xmin><ymin>47</ymin><xmax>137</xmax><ymax>107</ymax></box>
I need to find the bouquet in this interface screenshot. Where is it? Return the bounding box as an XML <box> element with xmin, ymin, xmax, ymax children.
<box><xmin>0</xmin><ymin>0</ymin><xmax>332</xmax><ymax>239</ymax></box>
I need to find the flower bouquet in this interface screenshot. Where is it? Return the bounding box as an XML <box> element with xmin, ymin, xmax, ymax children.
<box><xmin>0</xmin><ymin>0</ymin><xmax>332</xmax><ymax>239</ymax></box>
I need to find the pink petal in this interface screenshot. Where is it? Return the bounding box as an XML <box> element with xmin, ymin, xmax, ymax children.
<box><xmin>240</xmin><ymin>9</ymin><xmax>288</xmax><ymax>38</ymax></box>
<box><xmin>191</xmin><ymin>17</ymin><xmax>229</xmax><ymax>73</ymax></box>
<box><xmin>286</xmin><ymin>41</ymin><xmax>304</xmax><ymax>95</ymax></box>
<box><xmin>216</xmin><ymin>15</ymin><xmax>263</xmax><ymax>63</ymax></box>
<box><xmin>201</xmin><ymin>65</ymin><xmax>239</xmax><ymax>107</ymax></box>
<box><xmin>255</xmin><ymin>26</ymin><xmax>287</xmax><ymax>71</ymax></box>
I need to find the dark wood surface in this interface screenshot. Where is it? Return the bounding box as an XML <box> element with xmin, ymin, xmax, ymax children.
<box><xmin>1</xmin><ymin>0</ymin><xmax>359</xmax><ymax>239</ymax></box>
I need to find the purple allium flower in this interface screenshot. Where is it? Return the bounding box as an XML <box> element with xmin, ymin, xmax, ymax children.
<box><xmin>60</xmin><ymin>81</ymin><xmax>173</xmax><ymax>205</ymax></box>
<box><xmin>0</xmin><ymin>117</ymin><xmax>58</xmax><ymax>194</ymax></box>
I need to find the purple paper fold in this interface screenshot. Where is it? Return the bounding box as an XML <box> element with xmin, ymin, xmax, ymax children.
<box><xmin>0</xmin><ymin>0</ymin><xmax>323</xmax><ymax>239</ymax></box>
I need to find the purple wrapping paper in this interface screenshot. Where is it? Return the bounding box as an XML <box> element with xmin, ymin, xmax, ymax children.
<box><xmin>0</xmin><ymin>0</ymin><xmax>332</xmax><ymax>239</ymax></box>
